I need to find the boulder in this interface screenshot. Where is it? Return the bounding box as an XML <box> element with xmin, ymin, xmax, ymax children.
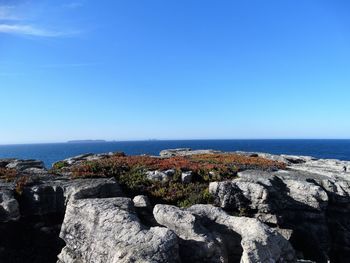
<box><xmin>154</xmin><ymin>204</ymin><xmax>227</xmax><ymax>262</ymax></box>
<box><xmin>181</xmin><ymin>171</ymin><xmax>193</xmax><ymax>184</ymax></box>
<box><xmin>6</xmin><ymin>159</ymin><xmax>45</xmax><ymax>172</ymax></box>
<box><xmin>58</xmin><ymin>198</ymin><xmax>180</xmax><ymax>263</ymax></box>
<box><xmin>154</xmin><ymin>204</ymin><xmax>296</xmax><ymax>263</ymax></box>
<box><xmin>146</xmin><ymin>170</ymin><xmax>172</xmax><ymax>181</ymax></box>
<box><xmin>20</xmin><ymin>177</ymin><xmax>123</xmax><ymax>217</ymax></box>
<box><xmin>133</xmin><ymin>195</ymin><xmax>151</xmax><ymax>208</ymax></box>
<box><xmin>0</xmin><ymin>190</ymin><xmax>19</xmax><ymax>222</ymax></box>
<box><xmin>188</xmin><ymin>205</ymin><xmax>296</xmax><ymax>263</ymax></box>
<box><xmin>209</xmin><ymin>170</ymin><xmax>337</xmax><ymax>262</ymax></box>
<box><xmin>53</xmin><ymin>152</ymin><xmax>115</xmax><ymax>167</ymax></box>
<box><xmin>160</xmin><ymin>148</ymin><xmax>221</xmax><ymax>157</ymax></box>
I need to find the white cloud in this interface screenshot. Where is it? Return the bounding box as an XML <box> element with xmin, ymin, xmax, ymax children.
<box><xmin>0</xmin><ymin>24</ymin><xmax>74</xmax><ymax>37</ymax></box>
<box><xmin>0</xmin><ymin>4</ymin><xmax>79</xmax><ymax>38</ymax></box>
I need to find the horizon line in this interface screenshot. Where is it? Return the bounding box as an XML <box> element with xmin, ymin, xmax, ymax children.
<box><xmin>1</xmin><ymin>138</ymin><xmax>350</xmax><ymax>146</ymax></box>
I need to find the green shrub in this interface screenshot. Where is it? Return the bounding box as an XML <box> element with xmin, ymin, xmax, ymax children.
<box><xmin>52</xmin><ymin>161</ymin><xmax>69</xmax><ymax>170</ymax></box>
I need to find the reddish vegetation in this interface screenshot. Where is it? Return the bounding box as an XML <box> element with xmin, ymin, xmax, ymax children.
<box><xmin>71</xmin><ymin>153</ymin><xmax>285</xmax><ymax>178</ymax></box>
<box><xmin>58</xmin><ymin>153</ymin><xmax>286</xmax><ymax>207</ymax></box>
<box><xmin>15</xmin><ymin>176</ymin><xmax>31</xmax><ymax>195</ymax></box>
<box><xmin>0</xmin><ymin>168</ymin><xmax>17</xmax><ymax>181</ymax></box>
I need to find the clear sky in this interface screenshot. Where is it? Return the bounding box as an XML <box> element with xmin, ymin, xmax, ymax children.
<box><xmin>1</xmin><ymin>0</ymin><xmax>350</xmax><ymax>144</ymax></box>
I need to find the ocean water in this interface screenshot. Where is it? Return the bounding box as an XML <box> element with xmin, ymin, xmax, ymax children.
<box><xmin>0</xmin><ymin>140</ymin><xmax>349</xmax><ymax>168</ymax></box>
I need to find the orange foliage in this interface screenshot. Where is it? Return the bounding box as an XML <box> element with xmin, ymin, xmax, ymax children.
<box><xmin>72</xmin><ymin>153</ymin><xmax>285</xmax><ymax>178</ymax></box>
<box><xmin>0</xmin><ymin>167</ymin><xmax>17</xmax><ymax>181</ymax></box>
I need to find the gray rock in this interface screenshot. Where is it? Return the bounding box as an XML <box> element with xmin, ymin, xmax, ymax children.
<box><xmin>133</xmin><ymin>195</ymin><xmax>151</xmax><ymax>208</ymax></box>
<box><xmin>154</xmin><ymin>204</ymin><xmax>227</xmax><ymax>263</ymax></box>
<box><xmin>20</xmin><ymin>177</ymin><xmax>123</xmax><ymax>217</ymax></box>
<box><xmin>58</xmin><ymin>198</ymin><xmax>180</xmax><ymax>263</ymax></box>
<box><xmin>6</xmin><ymin>159</ymin><xmax>45</xmax><ymax>171</ymax></box>
<box><xmin>160</xmin><ymin>148</ymin><xmax>221</xmax><ymax>157</ymax></box>
<box><xmin>154</xmin><ymin>204</ymin><xmax>295</xmax><ymax>263</ymax></box>
<box><xmin>146</xmin><ymin>170</ymin><xmax>172</xmax><ymax>181</ymax></box>
<box><xmin>188</xmin><ymin>204</ymin><xmax>296</xmax><ymax>263</ymax></box>
<box><xmin>54</xmin><ymin>152</ymin><xmax>115</xmax><ymax>167</ymax></box>
<box><xmin>209</xmin><ymin>170</ymin><xmax>339</xmax><ymax>262</ymax></box>
<box><xmin>181</xmin><ymin>171</ymin><xmax>193</xmax><ymax>184</ymax></box>
<box><xmin>0</xmin><ymin>159</ymin><xmax>16</xmax><ymax>168</ymax></box>
<box><xmin>164</xmin><ymin>169</ymin><xmax>176</xmax><ymax>176</ymax></box>
<box><xmin>0</xmin><ymin>190</ymin><xmax>19</xmax><ymax>222</ymax></box>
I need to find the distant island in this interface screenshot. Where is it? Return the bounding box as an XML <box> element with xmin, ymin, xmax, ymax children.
<box><xmin>67</xmin><ymin>140</ymin><xmax>107</xmax><ymax>143</ymax></box>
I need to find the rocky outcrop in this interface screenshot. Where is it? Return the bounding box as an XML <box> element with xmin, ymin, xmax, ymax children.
<box><xmin>1</xmin><ymin>150</ymin><xmax>350</xmax><ymax>263</ymax></box>
<box><xmin>0</xmin><ymin>162</ymin><xmax>124</xmax><ymax>263</ymax></box>
<box><xmin>52</xmin><ymin>152</ymin><xmax>116</xmax><ymax>167</ymax></box>
<box><xmin>154</xmin><ymin>204</ymin><xmax>295</xmax><ymax>263</ymax></box>
<box><xmin>189</xmin><ymin>205</ymin><xmax>296</xmax><ymax>263</ymax></box>
<box><xmin>160</xmin><ymin>148</ymin><xmax>221</xmax><ymax>157</ymax></box>
<box><xmin>1</xmin><ymin>158</ymin><xmax>47</xmax><ymax>174</ymax></box>
<box><xmin>209</xmin><ymin>169</ymin><xmax>350</xmax><ymax>262</ymax></box>
<box><xmin>20</xmin><ymin>177</ymin><xmax>123</xmax><ymax>217</ymax></box>
<box><xmin>154</xmin><ymin>204</ymin><xmax>228</xmax><ymax>263</ymax></box>
<box><xmin>58</xmin><ymin>198</ymin><xmax>180</xmax><ymax>263</ymax></box>
<box><xmin>0</xmin><ymin>189</ymin><xmax>19</xmax><ymax>222</ymax></box>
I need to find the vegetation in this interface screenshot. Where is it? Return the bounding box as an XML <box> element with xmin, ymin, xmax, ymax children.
<box><xmin>0</xmin><ymin>167</ymin><xmax>31</xmax><ymax>194</ymax></box>
<box><xmin>0</xmin><ymin>167</ymin><xmax>17</xmax><ymax>181</ymax></box>
<box><xmin>15</xmin><ymin>176</ymin><xmax>31</xmax><ymax>195</ymax></box>
<box><xmin>52</xmin><ymin>161</ymin><xmax>69</xmax><ymax>170</ymax></box>
<box><xmin>66</xmin><ymin>153</ymin><xmax>285</xmax><ymax>207</ymax></box>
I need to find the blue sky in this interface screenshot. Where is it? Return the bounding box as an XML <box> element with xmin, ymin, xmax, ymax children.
<box><xmin>1</xmin><ymin>0</ymin><xmax>350</xmax><ymax>144</ymax></box>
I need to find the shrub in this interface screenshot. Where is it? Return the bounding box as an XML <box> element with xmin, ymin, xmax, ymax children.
<box><xmin>0</xmin><ymin>168</ymin><xmax>17</xmax><ymax>181</ymax></box>
<box><xmin>15</xmin><ymin>176</ymin><xmax>30</xmax><ymax>195</ymax></box>
<box><xmin>52</xmin><ymin>161</ymin><xmax>69</xmax><ymax>170</ymax></box>
<box><xmin>68</xmin><ymin>153</ymin><xmax>285</xmax><ymax>207</ymax></box>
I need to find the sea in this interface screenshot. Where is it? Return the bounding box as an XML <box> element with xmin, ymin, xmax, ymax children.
<box><xmin>0</xmin><ymin>139</ymin><xmax>349</xmax><ymax>168</ymax></box>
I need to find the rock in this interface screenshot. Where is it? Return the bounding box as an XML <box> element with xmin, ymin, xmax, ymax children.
<box><xmin>154</xmin><ymin>204</ymin><xmax>295</xmax><ymax>263</ymax></box>
<box><xmin>160</xmin><ymin>148</ymin><xmax>192</xmax><ymax>157</ymax></box>
<box><xmin>146</xmin><ymin>170</ymin><xmax>172</xmax><ymax>181</ymax></box>
<box><xmin>0</xmin><ymin>159</ymin><xmax>16</xmax><ymax>168</ymax></box>
<box><xmin>6</xmin><ymin>159</ymin><xmax>45</xmax><ymax>171</ymax></box>
<box><xmin>181</xmin><ymin>171</ymin><xmax>193</xmax><ymax>184</ymax></box>
<box><xmin>54</xmin><ymin>152</ymin><xmax>116</xmax><ymax>167</ymax></box>
<box><xmin>20</xmin><ymin>177</ymin><xmax>123</xmax><ymax>217</ymax></box>
<box><xmin>164</xmin><ymin>169</ymin><xmax>176</xmax><ymax>176</ymax></box>
<box><xmin>188</xmin><ymin>204</ymin><xmax>296</xmax><ymax>263</ymax></box>
<box><xmin>133</xmin><ymin>195</ymin><xmax>151</xmax><ymax>208</ymax></box>
<box><xmin>0</xmin><ymin>190</ymin><xmax>19</xmax><ymax>222</ymax></box>
<box><xmin>154</xmin><ymin>204</ymin><xmax>227</xmax><ymax>262</ymax></box>
<box><xmin>58</xmin><ymin>198</ymin><xmax>180</xmax><ymax>263</ymax></box>
<box><xmin>160</xmin><ymin>148</ymin><xmax>221</xmax><ymax>157</ymax></box>
<box><xmin>209</xmin><ymin>170</ymin><xmax>337</xmax><ymax>262</ymax></box>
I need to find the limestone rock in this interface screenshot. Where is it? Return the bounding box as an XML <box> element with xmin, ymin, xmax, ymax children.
<box><xmin>20</xmin><ymin>177</ymin><xmax>123</xmax><ymax>217</ymax></box>
<box><xmin>0</xmin><ymin>190</ymin><xmax>19</xmax><ymax>222</ymax></box>
<box><xmin>58</xmin><ymin>198</ymin><xmax>180</xmax><ymax>263</ymax></box>
<box><xmin>181</xmin><ymin>171</ymin><xmax>193</xmax><ymax>184</ymax></box>
<box><xmin>188</xmin><ymin>204</ymin><xmax>296</xmax><ymax>263</ymax></box>
<box><xmin>160</xmin><ymin>148</ymin><xmax>221</xmax><ymax>157</ymax></box>
<box><xmin>154</xmin><ymin>204</ymin><xmax>295</xmax><ymax>263</ymax></box>
<box><xmin>209</xmin><ymin>170</ymin><xmax>338</xmax><ymax>262</ymax></box>
<box><xmin>146</xmin><ymin>170</ymin><xmax>172</xmax><ymax>181</ymax></box>
<box><xmin>154</xmin><ymin>204</ymin><xmax>227</xmax><ymax>262</ymax></box>
<box><xmin>6</xmin><ymin>159</ymin><xmax>45</xmax><ymax>172</ymax></box>
<box><xmin>133</xmin><ymin>195</ymin><xmax>151</xmax><ymax>208</ymax></box>
<box><xmin>53</xmin><ymin>152</ymin><xmax>116</xmax><ymax>167</ymax></box>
